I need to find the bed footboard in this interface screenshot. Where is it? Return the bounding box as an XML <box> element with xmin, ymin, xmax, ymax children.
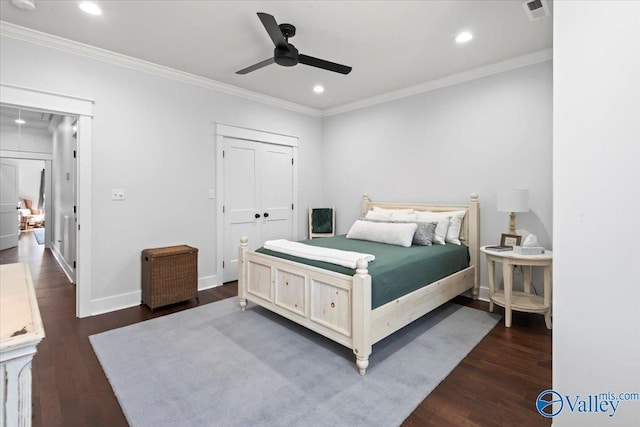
<box><xmin>238</xmin><ymin>237</ymin><xmax>373</xmax><ymax>374</ymax></box>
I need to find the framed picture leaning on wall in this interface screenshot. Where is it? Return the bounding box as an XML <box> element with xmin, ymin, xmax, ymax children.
<box><xmin>500</xmin><ymin>233</ymin><xmax>522</xmax><ymax>247</ymax></box>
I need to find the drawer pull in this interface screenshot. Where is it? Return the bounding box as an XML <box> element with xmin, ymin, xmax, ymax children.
<box><xmin>330</xmin><ymin>302</ymin><xmax>335</xmax><ymax>308</ymax></box>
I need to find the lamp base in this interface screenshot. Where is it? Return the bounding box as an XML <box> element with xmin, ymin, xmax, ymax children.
<box><xmin>509</xmin><ymin>212</ymin><xmax>517</xmax><ymax>235</ymax></box>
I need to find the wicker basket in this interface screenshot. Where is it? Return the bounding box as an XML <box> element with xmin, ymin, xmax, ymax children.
<box><xmin>141</xmin><ymin>245</ymin><xmax>198</xmax><ymax>311</ymax></box>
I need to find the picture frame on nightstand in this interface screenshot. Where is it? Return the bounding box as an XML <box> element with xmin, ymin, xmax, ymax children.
<box><xmin>500</xmin><ymin>233</ymin><xmax>522</xmax><ymax>247</ymax></box>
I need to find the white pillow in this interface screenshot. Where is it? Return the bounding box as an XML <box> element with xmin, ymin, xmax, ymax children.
<box><xmin>415</xmin><ymin>212</ymin><xmax>450</xmax><ymax>245</ymax></box>
<box><xmin>346</xmin><ymin>220</ymin><xmax>417</xmax><ymax>247</ymax></box>
<box><xmin>390</xmin><ymin>211</ymin><xmax>418</xmax><ymax>221</ymax></box>
<box><xmin>420</xmin><ymin>210</ymin><xmax>467</xmax><ymax>245</ymax></box>
<box><xmin>372</xmin><ymin>206</ymin><xmax>414</xmax><ymax>215</ymax></box>
<box><xmin>364</xmin><ymin>210</ymin><xmax>392</xmax><ymax>221</ymax></box>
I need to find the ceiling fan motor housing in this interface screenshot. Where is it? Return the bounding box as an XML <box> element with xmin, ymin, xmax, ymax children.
<box><xmin>274</xmin><ymin>44</ymin><xmax>299</xmax><ymax>66</ymax></box>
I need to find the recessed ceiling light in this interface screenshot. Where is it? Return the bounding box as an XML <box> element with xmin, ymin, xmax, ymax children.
<box><xmin>79</xmin><ymin>1</ymin><xmax>102</xmax><ymax>16</ymax></box>
<box><xmin>15</xmin><ymin>118</ymin><xmax>26</xmax><ymax>125</ymax></box>
<box><xmin>455</xmin><ymin>32</ymin><xmax>473</xmax><ymax>43</ymax></box>
<box><xmin>313</xmin><ymin>85</ymin><xmax>325</xmax><ymax>94</ymax></box>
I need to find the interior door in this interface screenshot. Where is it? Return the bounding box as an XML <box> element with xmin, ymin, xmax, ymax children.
<box><xmin>222</xmin><ymin>138</ymin><xmax>262</xmax><ymax>282</ymax></box>
<box><xmin>222</xmin><ymin>138</ymin><xmax>294</xmax><ymax>282</ymax></box>
<box><xmin>0</xmin><ymin>159</ymin><xmax>20</xmax><ymax>250</ymax></box>
<box><xmin>260</xmin><ymin>144</ymin><xmax>294</xmax><ymax>242</ymax></box>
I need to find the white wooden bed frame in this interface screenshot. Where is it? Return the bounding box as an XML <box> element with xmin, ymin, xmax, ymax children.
<box><xmin>238</xmin><ymin>193</ymin><xmax>480</xmax><ymax>375</ymax></box>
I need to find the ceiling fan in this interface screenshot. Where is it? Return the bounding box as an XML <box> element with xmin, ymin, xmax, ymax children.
<box><xmin>236</xmin><ymin>12</ymin><xmax>352</xmax><ymax>75</ymax></box>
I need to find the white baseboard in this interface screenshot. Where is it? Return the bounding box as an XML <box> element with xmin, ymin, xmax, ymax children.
<box><xmin>477</xmin><ymin>285</ymin><xmax>490</xmax><ymax>302</ymax></box>
<box><xmin>90</xmin><ymin>274</ymin><xmax>222</xmax><ymax>316</ymax></box>
<box><xmin>50</xmin><ymin>243</ymin><xmax>74</xmax><ymax>284</ymax></box>
<box><xmin>461</xmin><ymin>285</ymin><xmax>490</xmax><ymax>302</ymax></box>
<box><xmin>198</xmin><ymin>274</ymin><xmax>221</xmax><ymax>291</ymax></box>
<box><xmin>91</xmin><ymin>290</ymin><xmax>141</xmax><ymax>316</ymax></box>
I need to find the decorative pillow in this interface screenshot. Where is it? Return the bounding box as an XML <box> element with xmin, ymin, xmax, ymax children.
<box><xmin>346</xmin><ymin>220</ymin><xmax>417</xmax><ymax>247</ymax></box>
<box><xmin>407</xmin><ymin>221</ymin><xmax>437</xmax><ymax>246</ymax></box>
<box><xmin>415</xmin><ymin>213</ymin><xmax>450</xmax><ymax>245</ymax></box>
<box><xmin>422</xmin><ymin>210</ymin><xmax>467</xmax><ymax>245</ymax></box>
<box><xmin>363</xmin><ymin>218</ymin><xmax>436</xmax><ymax>246</ymax></box>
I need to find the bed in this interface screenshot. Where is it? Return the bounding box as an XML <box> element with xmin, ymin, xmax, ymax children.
<box><xmin>238</xmin><ymin>193</ymin><xmax>480</xmax><ymax>375</ymax></box>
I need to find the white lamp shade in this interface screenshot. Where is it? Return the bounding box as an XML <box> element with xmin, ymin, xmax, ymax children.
<box><xmin>497</xmin><ymin>189</ymin><xmax>529</xmax><ymax>213</ymax></box>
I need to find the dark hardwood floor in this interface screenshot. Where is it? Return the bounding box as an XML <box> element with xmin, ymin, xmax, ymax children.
<box><xmin>1</xmin><ymin>232</ymin><xmax>551</xmax><ymax>427</ymax></box>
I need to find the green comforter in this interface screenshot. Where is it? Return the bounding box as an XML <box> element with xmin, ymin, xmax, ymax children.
<box><xmin>256</xmin><ymin>235</ymin><xmax>469</xmax><ymax>309</ymax></box>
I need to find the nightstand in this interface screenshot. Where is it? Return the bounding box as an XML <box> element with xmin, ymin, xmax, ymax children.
<box><xmin>480</xmin><ymin>246</ymin><xmax>553</xmax><ymax>329</ymax></box>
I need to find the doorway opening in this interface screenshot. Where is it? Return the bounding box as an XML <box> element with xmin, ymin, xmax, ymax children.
<box><xmin>1</xmin><ymin>83</ymin><xmax>93</xmax><ymax>317</ymax></box>
<box><xmin>0</xmin><ymin>105</ymin><xmax>77</xmax><ymax>283</ymax></box>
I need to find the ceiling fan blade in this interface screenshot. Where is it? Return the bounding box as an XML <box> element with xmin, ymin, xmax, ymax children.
<box><xmin>257</xmin><ymin>12</ymin><xmax>288</xmax><ymax>49</ymax></box>
<box><xmin>236</xmin><ymin>58</ymin><xmax>275</xmax><ymax>75</ymax></box>
<box><xmin>298</xmin><ymin>54</ymin><xmax>352</xmax><ymax>75</ymax></box>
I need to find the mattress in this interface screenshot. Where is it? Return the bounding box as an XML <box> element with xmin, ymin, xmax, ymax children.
<box><xmin>256</xmin><ymin>235</ymin><xmax>470</xmax><ymax>309</ymax></box>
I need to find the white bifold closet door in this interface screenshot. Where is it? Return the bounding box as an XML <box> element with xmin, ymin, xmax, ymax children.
<box><xmin>222</xmin><ymin>137</ymin><xmax>294</xmax><ymax>282</ymax></box>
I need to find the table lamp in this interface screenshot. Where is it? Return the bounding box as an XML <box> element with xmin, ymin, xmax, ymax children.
<box><xmin>497</xmin><ymin>189</ymin><xmax>529</xmax><ymax>234</ymax></box>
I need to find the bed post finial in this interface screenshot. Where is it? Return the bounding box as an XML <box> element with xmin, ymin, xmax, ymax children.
<box><xmin>361</xmin><ymin>193</ymin><xmax>372</xmax><ymax>217</ymax></box>
<box><xmin>356</xmin><ymin>258</ymin><xmax>368</xmax><ymax>275</ymax></box>
<box><xmin>470</xmin><ymin>193</ymin><xmax>478</xmax><ymax>201</ymax></box>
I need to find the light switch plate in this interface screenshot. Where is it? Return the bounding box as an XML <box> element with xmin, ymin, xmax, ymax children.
<box><xmin>111</xmin><ymin>189</ymin><xmax>125</xmax><ymax>200</ymax></box>
<box><xmin>208</xmin><ymin>189</ymin><xmax>215</xmax><ymax>199</ymax></box>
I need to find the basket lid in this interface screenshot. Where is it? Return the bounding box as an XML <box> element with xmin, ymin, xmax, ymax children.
<box><xmin>142</xmin><ymin>245</ymin><xmax>197</xmax><ymax>258</ymax></box>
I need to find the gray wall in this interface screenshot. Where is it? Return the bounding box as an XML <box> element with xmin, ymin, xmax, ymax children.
<box><xmin>0</xmin><ymin>35</ymin><xmax>324</xmax><ymax>312</ymax></box>
<box><xmin>322</xmin><ymin>61</ymin><xmax>553</xmax><ymax>294</ymax></box>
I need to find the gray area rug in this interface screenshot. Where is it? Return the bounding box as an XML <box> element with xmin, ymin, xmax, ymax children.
<box><xmin>90</xmin><ymin>297</ymin><xmax>499</xmax><ymax>427</ymax></box>
<box><xmin>32</xmin><ymin>228</ymin><xmax>44</xmax><ymax>245</ymax></box>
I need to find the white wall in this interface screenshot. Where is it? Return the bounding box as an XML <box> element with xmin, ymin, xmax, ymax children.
<box><xmin>17</xmin><ymin>159</ymin><xmax>45</xmax><ymax>208</ymax></box>
<box><xmin>0</xmin><ymin>35</ymin><xmax>324</xmax><ymax>313</ymax></box>
<box><xmin>554</xmin><ymin>2</ymin><xmax>640</xmax><ymax>426</ymax></box>
<box><xmin>322</xmin><ymin>61</ymin><xmax>553</xmax><ymax>295</ymax></box>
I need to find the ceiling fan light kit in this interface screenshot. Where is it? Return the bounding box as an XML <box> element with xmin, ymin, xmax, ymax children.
<box><xmin>237</xmin><ymin>12</ymin><xmax>352</xmax><ymax>75</ymax></box>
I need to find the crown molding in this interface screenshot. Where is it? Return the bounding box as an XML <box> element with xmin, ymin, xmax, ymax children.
<box><xmin>322</xmin><ymin>48</ymin><xmax>553</xmax><ymax>117</ymax></box>
<box><xmin>0</xmin><ymin>21</ymin><xmax>322</xmax><ymax>118</ymax></box>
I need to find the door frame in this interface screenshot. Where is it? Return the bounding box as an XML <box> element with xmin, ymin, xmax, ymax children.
<box><xmin>215</xmin><ymin>122</ymin><xmax>298</xmax><ymax>284</ymax></box>
<box><xmin>0</xmin><ymin>158</ymin><xmax>20</xmax><ymax>250</ymax></box>
<box><xmin>0</xmin><ymin>83</ymin><xmax>94</xmax><ymax>318</ymax></box>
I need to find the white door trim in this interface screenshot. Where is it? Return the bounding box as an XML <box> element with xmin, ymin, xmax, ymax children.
<box><xmin>215</xmin><ymin>123</ymin><xmax>298</xmax><ymax>285</ymax></box>
<box><xmin>0</xmin><ymin>83</ymin><xmax>94</xmax><ymax>318</ymax></box>
<box><xmin>0</xmin><ymin>159</ymin><xmax>20</xmax><ymax>251</ymax></box>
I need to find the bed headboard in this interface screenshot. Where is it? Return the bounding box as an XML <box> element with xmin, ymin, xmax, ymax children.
<box><xmin>360</xmin><ymin>193</ymin><xmax>480</xmax><ymax>290</ymax></box>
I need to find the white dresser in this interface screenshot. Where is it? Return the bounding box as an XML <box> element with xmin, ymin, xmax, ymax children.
<box><xmin>0</xmin><ymin>263</ymin><xmax>45</xmax><ymax>427</ymax></box>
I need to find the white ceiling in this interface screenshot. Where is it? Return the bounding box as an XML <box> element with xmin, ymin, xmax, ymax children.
<box><xmin>0</xmin><ymin>0</ymin><xmax>553</xmax><ymax>113</ymax></box>
<box><xmin>0</xmin><ymin>106</ymin><xmax>60</xmax><ymax>135</ymax></box>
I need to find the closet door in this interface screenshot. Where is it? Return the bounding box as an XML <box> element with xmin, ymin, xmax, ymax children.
<box><xmin>222</xmin><ymin>138</ymin><xmax>294</xmax><ymax>283</ymax></box>
<box><xmin>260</xmin><ymin>144</ymin><xmax>294</xmax><ymax>243</ymax></box>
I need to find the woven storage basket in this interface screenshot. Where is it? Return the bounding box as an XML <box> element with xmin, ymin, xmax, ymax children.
<box><xmin>141</xmin><ymin>245</ymin><xmax>198</xmax><ymax>310</ymax></box>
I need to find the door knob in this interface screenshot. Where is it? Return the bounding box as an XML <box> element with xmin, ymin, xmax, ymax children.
<box><xmin>255</xmin><ymin>213</ymin><xmax>261</xmax><ymax>219</ymax></box>
<box><xmin>263</xmin><ymin>212</ymin><xmax>270</xmax><ymax>218</ymax></box>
